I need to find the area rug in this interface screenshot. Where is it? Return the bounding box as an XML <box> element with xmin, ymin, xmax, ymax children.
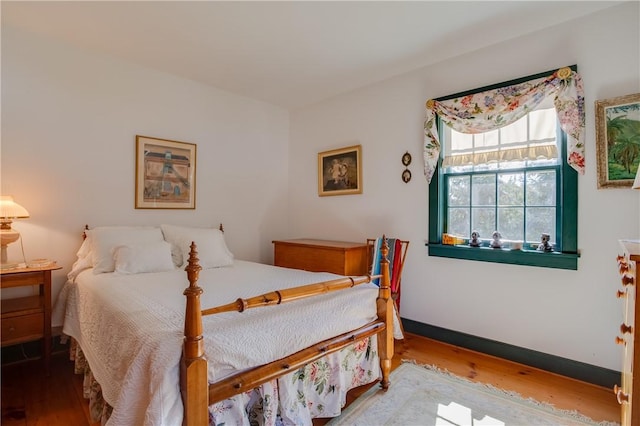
<box><xmin>327</xmin><ymin>361</ymin><xmax>619</xmax><ymax>426</ymax></box>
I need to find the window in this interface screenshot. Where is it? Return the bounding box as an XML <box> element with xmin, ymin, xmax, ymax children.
<box><xmin>427</xmin><ymin>67</ymin><xmax>580</xmax><ymax>270</ymax></box>
<box><xmin>444</xmin><ymin>104</ymin><xmax>558</xmax><ymax>245</ymax></box>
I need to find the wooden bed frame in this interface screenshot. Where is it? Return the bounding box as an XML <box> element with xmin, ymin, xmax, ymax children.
<box><xmin>180</xmin><ymin>237</ymin><xmax>395</xmax><ymax>425</ymax></box>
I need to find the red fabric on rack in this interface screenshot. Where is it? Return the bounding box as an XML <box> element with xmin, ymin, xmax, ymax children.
<box><xmin>390</xmin><ymin>239</ymin><xmax>403</xmax><ymax>310</ymax></box>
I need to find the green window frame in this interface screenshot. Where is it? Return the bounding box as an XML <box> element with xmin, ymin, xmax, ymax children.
<box><xmin>428</xmin><ymin>67</ymin><xmax>579</xmax><ymax>270</ymax></box>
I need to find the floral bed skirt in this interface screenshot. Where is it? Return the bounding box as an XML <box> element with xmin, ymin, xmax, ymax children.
<box><xmin>70</xmin><ymin>338</ymin><xmax>113</xmax><ymax>424</ymax></box>
<box><xmin>69</xmin><ymin>335</ymin><xmax>380</xmax><ymax>425</ymax></box>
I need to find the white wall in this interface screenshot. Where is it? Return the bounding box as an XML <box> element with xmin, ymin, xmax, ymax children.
<box><xmin>1</xmin><ymin>26</ymin><xmax>291</xmax><ymax>314</ymax></box>
<box><xmin>289</xmin><ymin>2</ymin><xmax>640</xmax><ymax>371</ymax></box>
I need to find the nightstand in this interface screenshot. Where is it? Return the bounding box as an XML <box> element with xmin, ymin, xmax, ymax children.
<box><xmin>1</xmin><ymin>263</ymin><xmax>62</xmax><ymax>375</ymax></box>
<box><xmin>273</xmin><ymin>239</ymin><xmax>368</xmax><ymax>275</ymax></box>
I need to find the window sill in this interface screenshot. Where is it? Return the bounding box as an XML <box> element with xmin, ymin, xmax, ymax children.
<box><xmin>427</xmin><ymin>244</ymin><xmax>579</xmax><ymax>270</ymax></box>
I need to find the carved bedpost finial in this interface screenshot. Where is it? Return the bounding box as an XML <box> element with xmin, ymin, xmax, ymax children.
<box><xmin>380</xmin><ymin>234</ymin><xmax>390</xmax><ymax>276</ymax></box>
<box><xmin>181</xmin><ymin>241</ymin><xmax>208</xmax><ymax>425</ymax></box>
<box><xmin>185</xmin><ymin>241</ymin><xmax>202</xmax><ymax>287</ymax></box>
<box><xmin>379</xmin><ymin>236</ymin><xmax>391</xmax><ymax>295</ymax></box>
<box><xmin>376</xmin><ymin>234</ymin><xmax>393</xmax><ymax>390</ymax></box>
<box><xmin>183</xmin><ymin>242</ymin><xmax>203</xmax><ymax>359</ymax></box>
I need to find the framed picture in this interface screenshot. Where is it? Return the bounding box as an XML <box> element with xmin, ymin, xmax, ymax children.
<box><xmin>318</xmin><ymin>144</ymin><xmax>362</xmax><ymax>196</ymax></box>
<box><xmin>402</xmin><ymin>169</ymin><xmax>412</xmax><ymax>183</ymax></box>
<box><xmin>135</xmin><ymin>135</ymin><xmax>196</xmax><ymax>209</ymax></box>
<box><xmin>595</xmin><ymin>93</ymin><xmax>640</xmax><ymax>189</ymax></box>
<box><xmin>402</xmin><ymin>151</ymin><xmax>412</xmax><ymax>166</ymax></box>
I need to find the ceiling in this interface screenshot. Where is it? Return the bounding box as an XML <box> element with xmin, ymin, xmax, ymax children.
<box><xmin>1</xmin><ymin>1</ymin><xmax>621</xmax><ymax>110</ymax></box>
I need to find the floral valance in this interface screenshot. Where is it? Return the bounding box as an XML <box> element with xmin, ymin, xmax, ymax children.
<box><xmin>423</xmin><ymin>67</ymin><xmax>585</xmax><ymax>183</ymax></box>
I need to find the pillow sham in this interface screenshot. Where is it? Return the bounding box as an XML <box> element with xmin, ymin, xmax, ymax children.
<box><xmin>76</xmin><ymin>234</ymin><xmax>92</xmax><ymax>259</ymax></box>
<box><xmin>89</xmin><ymin>226</ymin><xmax>165</xmax><ymax>274</ymax></box>
<box><xmin>113</xmin><ymin>241</ymin><xmax>175</xmax><ymax>275</ymax></box>
<box><xmin>160</xmin><ymin>224</ymin><xmax>234</xmax><ymax>269</ymax></box>
<box><xmin>67</xmin><ymin>255</ymin><xmax>92</xmax><ymax>282</ymax></box>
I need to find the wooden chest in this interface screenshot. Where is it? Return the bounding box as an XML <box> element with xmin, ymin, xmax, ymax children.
<box><xmin>272</xmin><ymin>239</ymin><xmax>368</xmax><ymax>276</ymax></box>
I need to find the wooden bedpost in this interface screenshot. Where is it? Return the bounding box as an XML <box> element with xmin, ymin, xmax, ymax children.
<box><xmin>376</xmin><ymin>235</ymin><xmax>394</xmax><ymax>390</ymax></box>
<box><xmin>181</xmin><ymin>242</ymin><xmax>208</xmax><ymax>426</ymax></box>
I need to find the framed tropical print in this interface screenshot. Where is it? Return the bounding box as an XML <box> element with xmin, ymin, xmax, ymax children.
<box><xmin>595</xmin><ymin>93</ymin><xmax>640</xmax><ymax>188</ymax></box>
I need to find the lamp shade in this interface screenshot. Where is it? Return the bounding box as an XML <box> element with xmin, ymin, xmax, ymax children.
<box><xmin>633</xmin><ymin>166</ymin><xmax>640</xmax><ymax>190</ymax></box>
<box><xmin>0</xmin><ymin>196</ymin><xmax>30</xmax><ymax>219</ymax></box>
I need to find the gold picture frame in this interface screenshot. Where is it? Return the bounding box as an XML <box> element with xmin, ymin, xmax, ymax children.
<box><xmin>595</xmin><ymin>93</ymin><xmax>640</xmax><ymax>189</ymax></box>
<box><xmin>318</xmin><ymin>144</ymin><xmax>362</xmax><ymax>196</ymax></box>
<box><xmin>135</xmin><ymin>135</ymin><xmax>196</xmax><ymax>209</ymax></box>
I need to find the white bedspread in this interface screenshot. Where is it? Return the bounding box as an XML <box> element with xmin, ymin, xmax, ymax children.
<box><xmin>60</xmin><ymin>260</ymin><xmax>380</xmax><ymax>426</ymax></box>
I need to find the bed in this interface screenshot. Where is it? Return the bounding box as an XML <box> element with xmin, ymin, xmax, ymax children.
<box><xmin>54</xmin><ymin>224</ymin><xmax>396</xmax><ymax>425</ymax></box>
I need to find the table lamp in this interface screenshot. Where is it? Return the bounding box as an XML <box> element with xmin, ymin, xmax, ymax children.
<box><xmin>0</xmin><ymin>196</ymin><xmax>30</xmax><ymax>269</ymax></box>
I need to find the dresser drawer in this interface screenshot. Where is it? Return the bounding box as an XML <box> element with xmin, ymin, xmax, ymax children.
<box><xmin>1</xmin><ymin>313</ymin><xmax>44</xmax><ymax>346</ymax></box>
<box><xmin>617</xmin><ymin>241</ymin><xmax>640</xmax><ymax>426</ymax></box>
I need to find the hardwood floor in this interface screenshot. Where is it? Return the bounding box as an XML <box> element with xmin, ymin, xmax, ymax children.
<box><xmin>1</xmin><ymin>349</ymin><xmax>94</xmax><ymax>425</ymax></box>
<box><xmin>393</xmin><ymin>333</ymin><xmax>620</xmax><ymax>424</ymax></box>
<box><xmin>1</xmin><ymin>333</ymin><xmax>620</xmax><ymax>425</ymax></box>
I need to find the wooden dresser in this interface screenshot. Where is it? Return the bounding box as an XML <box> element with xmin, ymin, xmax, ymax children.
<box><xmin>273</xmin><ymin>239</ymin><xmax>368</xmax><ymax>275</ymax></box>
<box><xmin>616</xmin><ymin>240</ymin><xmax>640</xmax><ymax>426</ymax></box>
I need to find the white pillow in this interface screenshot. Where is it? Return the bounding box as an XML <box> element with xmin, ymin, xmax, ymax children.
<box><xmin>113</xmin><ymin>241</ymin><xmax>175</xmax><ymax>274</ymax></box>
<box><xmin>89</xmin><ymin>226</ymin><xmax>165</xmax><ymax>274</ymax></box>
<box><xmin>160</xmin><ymin>224</ymin><xmax>234</xmax><ymax>269</ymax></box>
